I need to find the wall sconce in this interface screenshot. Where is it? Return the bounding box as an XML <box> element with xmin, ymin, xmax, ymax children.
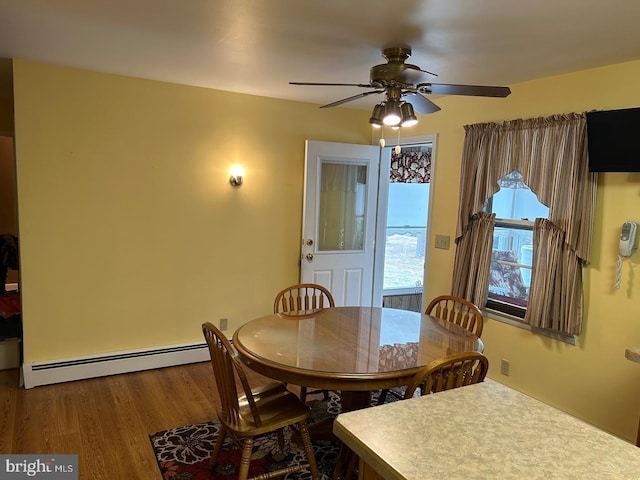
<box><xmin>229</xmin><ymin>165</ymin><xmax>245</xmax><ymax>187</ymax></box>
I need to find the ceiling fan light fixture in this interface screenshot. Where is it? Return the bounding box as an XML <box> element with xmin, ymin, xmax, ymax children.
<box><xmin>383</xmin><ymin>100</ymin><xmax>401</xmax><ymax>126</ymax></box>
<box><xmin>369</xmin><ymin>103</ymin><xmax>384</xmax><ymax>128</ymax></box>
<box><xmin>400</xmin><ymin>103</ymin><xmax>418</xmax><ymax>127</ymax></box>
<box><xmin>290</xmin><ymin>46</ymin><xmax>511</xmax><ymax>129</ymax></box>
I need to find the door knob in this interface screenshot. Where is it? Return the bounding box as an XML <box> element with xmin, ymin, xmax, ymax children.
<box><xmin>306</xmin><ymin>253</ymin><xmax>314</xmax><ymax>261</ymax></box>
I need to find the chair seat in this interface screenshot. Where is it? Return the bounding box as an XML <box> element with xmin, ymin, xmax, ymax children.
<box><xmin>250</xmin><ymin>380</ymin><xmax>289</xmax><ymax>398</ymax></box>
<box><xmin>220</xmin><ymin>388</ymin><xmax>312</xmax><ymax>437</ymax></box>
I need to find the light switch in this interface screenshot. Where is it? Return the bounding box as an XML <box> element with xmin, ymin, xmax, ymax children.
<box><xmin>435</xmin><ymin>234</ymin><xmax>451</xmax><ymax>250</ymax></box>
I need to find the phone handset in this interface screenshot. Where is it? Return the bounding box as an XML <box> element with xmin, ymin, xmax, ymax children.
<box><xmin>615</xmin><ymin>222</ymin><xmax>638</xmax><ymax>290</ymax></box>
<box><xmin>620</xmin><ymin>221</ymin><xmax>638</xmax><ymax>257</ymax></box>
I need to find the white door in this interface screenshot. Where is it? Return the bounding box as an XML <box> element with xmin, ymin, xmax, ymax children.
<box><xmin>301</xmin><ymin>140</ymin><xmax>380</xmax><ymax>306</ymax></box>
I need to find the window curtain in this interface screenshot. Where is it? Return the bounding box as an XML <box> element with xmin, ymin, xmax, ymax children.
<box><xmin>390</xmin><ymin>150</ymin><xmax>431</xmax><ymax>183</ymax></box>
<box><xmin>451</xmin><ymin>113</ymin><xmax>597</xmax><ymax>335</ymax></box>
<box><xmin>320</xmin><ymin>163</ymin><xmax>366</xmax><ymax>192</ymax></box>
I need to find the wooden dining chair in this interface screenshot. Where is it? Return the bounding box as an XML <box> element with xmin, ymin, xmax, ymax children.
<box><xmin>273</xmin><ymin>282</ymin><xmax>335</xmax><ymax>314</ymax></box>
<box><xmin>202</xmin><ymin>322</ymin><xmax>319</xmax><ymax>480</ymax></box>
<box><xmin>378</xmin><ymin>295</ymin><xmax>483</xmax><ymax>405</ymax></box>
<box><xmin>425</xmin><ymin>294</ymin><xmax>484</xmax><ymax>336</ymax></box>
<box><xmin>403</xmin><ymin>351</ymin><xmax>489</xmax><ymax>398</ymax></box>
<box><xmin>273</xmin><ymin>283</ymin><xmax>335</xmax><ymax>402</ymax></box>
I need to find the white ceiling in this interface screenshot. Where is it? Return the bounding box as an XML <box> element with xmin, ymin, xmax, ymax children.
<box><xmin>1</xmin><ymin>0</ymin><xmax>640</xmax><ymax>111</ymax></box>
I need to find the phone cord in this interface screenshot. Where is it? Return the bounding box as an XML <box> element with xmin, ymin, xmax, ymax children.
<box><xmin>615</xmin><ymin>255</ymin><xmax>622</xmax><ymax>290</ymax></box>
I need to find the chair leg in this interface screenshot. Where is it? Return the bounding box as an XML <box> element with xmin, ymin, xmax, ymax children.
<box><xmin>297</xmin><ymin>421</ymin><xmax>319</xmax><ymax>479</ymax></box>
<box><xmin>301</xmin><ymin>386</ymin><xmax>331</xmax><ymax>402</ymax></box>
<box><xmin>276</xmin><ymin>428</ymin><xmax>285</xmax><ymax>450</ymax></box>
<box><xmin>238</xmin><ymin>436</ymin><xmax>254</xmax><ymax>480</ymax></box>
<box><xmin>209</xmin><ymin>426</ymin><xmax>227</xmax><ymax>467</ymax></box>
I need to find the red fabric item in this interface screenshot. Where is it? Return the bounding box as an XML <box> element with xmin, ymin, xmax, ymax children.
<box><xmin>0</xmin><ymin>292</ymin><xmax>20</xmax><ymax>318</ymax></box>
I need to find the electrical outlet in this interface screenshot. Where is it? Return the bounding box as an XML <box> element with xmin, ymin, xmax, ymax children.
<box><xmin>435</xmin><ymin>234</ymin><xmax>450</xmax><ymax>250</ymax></box>
<box><xmin>500</xmin><ymin>359</ymin><xmax>510</xmax><ymax>376</ymax></box>
<box><xmin>219</xmin><ymin>318</ymin><xmax>228</xmax><ymax>331</ymax></box>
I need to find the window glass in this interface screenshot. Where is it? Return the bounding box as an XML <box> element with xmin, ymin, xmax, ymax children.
<box><xmin>317</xmin><ymin>162</ymin><xmax>367</xmax><ymax>251</ymax></box>
<box><xmin>383</xmin><ymin>182</ymin><xmax>429</xmax><ymax>291</ymax></box>
<box><xmin>487</xmin><ymin>171</ymin><xmax>549</xmax><ymax>315</ymax></box>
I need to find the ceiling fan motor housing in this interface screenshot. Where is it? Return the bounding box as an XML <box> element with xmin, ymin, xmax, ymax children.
<box><xmin>370</xmin><ymin>47</ymin><xmax>416</xmax><ymax>86</ymax></box>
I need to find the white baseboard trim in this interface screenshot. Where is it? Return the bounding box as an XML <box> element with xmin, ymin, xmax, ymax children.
<box><xmin>22</xmin><ymin>342</ymin><xmax>210</xmax><ymax>389</ymax></box>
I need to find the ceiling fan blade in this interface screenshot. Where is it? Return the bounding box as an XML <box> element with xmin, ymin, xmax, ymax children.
<box><xmin>290</xmin><ymin>82</ymin><xmax>373</xmax><ymax>88</ymax></box>
<box><xmin>424</xmin><ymin>83</ymin><xmax>511</xmax><ymax>98</ymax></box>
<box><xmin>395</xmin><ymin>66</ymin><xmax>438</xmax><ymax>85</ymax></box>
<box><xmin>403</xmin><ymin>92</ymin><xmax>441</xmax><ymax>114</ymax></box>
<box><xmin>320</xmin><ymin>90</ymin><xmax>385</xmax><ymax>108</ymax></box>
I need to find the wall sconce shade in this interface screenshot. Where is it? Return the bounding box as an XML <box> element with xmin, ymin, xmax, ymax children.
<box><xmin>229</xmin><ymin>165</ymin><xmax>245</xmax><ymax>187</ymax></box>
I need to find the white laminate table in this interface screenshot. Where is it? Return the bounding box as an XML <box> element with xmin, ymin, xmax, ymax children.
<box><xmin>333</xmin><ymin>379</ymin><xmax>640</xmax><ymax>480</ymax></box>
<box><xmin>625</xmin><ymin>346</ymin><xmax>640</xmax><ymax>446</ymax></box>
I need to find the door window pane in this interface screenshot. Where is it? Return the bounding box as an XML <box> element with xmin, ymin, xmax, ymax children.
<box><xmin>318</xmin><ymin>162</ymin><xmax>367</xmax><ymax>251</ymax></box>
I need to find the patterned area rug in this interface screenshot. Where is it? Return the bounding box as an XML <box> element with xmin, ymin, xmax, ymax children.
<box><xmin>150</xmin><ymin>394</ymin><xmax>344</xmax><ymax>480</ymax></box>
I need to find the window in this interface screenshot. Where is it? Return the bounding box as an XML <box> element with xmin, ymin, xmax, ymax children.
<box><xmin>382</xmin><ymin>145</ymin><xmax>432</xmax><ymax>294</ymax></box>
<box><xmin>485</xmin><ymin>171</ymin><xmax>549</xmax><ymax>317</ymax></box>
<box><xmin>383</xmin><ymin>182</ymin><xmax>429</xmax><ymax>293</ymax></box>
<box><xmin>454</xmin><ymin>114</ymin><xmax>596</xmax><ymax>336</ymax></box>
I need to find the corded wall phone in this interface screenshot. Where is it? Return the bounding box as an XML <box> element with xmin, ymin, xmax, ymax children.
<box><xmin>615</xmin><ymin>221</ymin><xmax>638</xmax><ymax>290</ymax></box>
<box><xmin>620</xmin><ymin>221</ymin><xmax>638</xmax><ymax>257</ymax></box>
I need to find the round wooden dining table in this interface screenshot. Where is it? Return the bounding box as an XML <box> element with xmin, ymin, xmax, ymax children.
<box><xmin>233</xmin><ymin>306</ymin><xmax>483</xmax><ymax>479</ymax></box>
<box><xmin>233</xmin><ymin>305</ymin><xmax>482</xmax><ymax>402</ymax></box>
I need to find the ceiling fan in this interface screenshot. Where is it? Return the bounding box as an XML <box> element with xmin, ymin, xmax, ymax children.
<box><xmin>290</xmin><ymin>46</ymin><xmax>511</xmax><ymax>128</ymax></box>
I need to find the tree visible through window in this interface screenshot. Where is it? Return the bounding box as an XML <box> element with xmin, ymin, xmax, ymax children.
<box><xmin>485</xmin><ymin>171</ymin><xmax>548</xmax><ymax>317</ymax></box>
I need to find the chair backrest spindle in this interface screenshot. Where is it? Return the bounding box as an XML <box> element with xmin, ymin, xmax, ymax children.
<box><xmin>405</xmin><ymin>352</ymin><xmax>489</xmax><ymax>398</ymax></box>
<box><xmin>202</xmin><ymin>322</ymin><xmax>261</xmax><ymax>427</ymax></box>
<box><xmin>425</xmin><ymin>295</ymin><xmax>484</xmax><ymax>337</ymax></box>
<box><xmin>274</xmin><ymin>283</ymin><xmax>335</xmax><ymax>314</ymax></box>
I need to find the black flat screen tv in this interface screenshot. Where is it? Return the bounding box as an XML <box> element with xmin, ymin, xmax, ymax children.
<box><xmin>586</xmin><ymin>107</ymin><xmax>640</xmax><ymax>172</ymax></box>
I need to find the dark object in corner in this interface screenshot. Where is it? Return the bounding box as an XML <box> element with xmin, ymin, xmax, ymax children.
<box><xmin>0</xmin><ymin>291</ymin><xmax>21</xmax><ymax>339</ymax></box>
<box><xmin>0</xmin><ymin>234</ymin><xmax>19</xmax><ymax>294</ymax></box>
<box><xmin>587</xmin><ymin>107</ymin><xmax>640</xmax><ymax>172</ymax></box>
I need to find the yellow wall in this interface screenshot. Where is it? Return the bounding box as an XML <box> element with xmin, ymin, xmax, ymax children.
<box><xmin>12</xmin><ymin>60</ymin><xmax>370</xmax><ymax>361</ymax></box>
<box><xmin>410</xmin><ymin>60</ymin><xmax>640</xmax><ymax>442</ymax></box>
<box><xmin>10</xmin><ymin>58</ymin><xmax>640</xmax><ymax>442</ymax></box>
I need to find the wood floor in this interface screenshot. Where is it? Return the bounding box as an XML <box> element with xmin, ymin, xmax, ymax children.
<box><xmin>0</xmin><ymin>362</ymin><xmax>224</xmax><ymax>479</ymax></box>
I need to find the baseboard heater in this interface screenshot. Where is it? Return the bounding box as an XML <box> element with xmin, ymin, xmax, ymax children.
<box><xmin>22</xmin><ymin>341</ymin><xmax>210</xmax><ymax>389</ymax></box>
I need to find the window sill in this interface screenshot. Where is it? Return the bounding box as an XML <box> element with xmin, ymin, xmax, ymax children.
<box><xmin>484</xmin><ymin>308</ymin><xmax>576</xmax><ymax>345</ymax></box>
